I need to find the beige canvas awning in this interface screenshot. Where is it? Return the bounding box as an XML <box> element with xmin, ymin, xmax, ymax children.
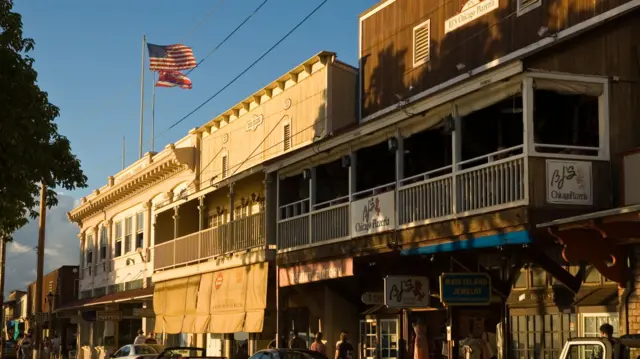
<box><xmin>154</xmin><ymin>263</ymin><xmax>269</xmax><ymax>334</ymax></box>
<box><xmin>204</xmin><ymin>262</ymin><xmax>269</xmax><ymax>334</ymax></box>
<box><xmin>153</xmin><ymin>275</ymin><xmax>200</xmax><ymax>334</ymax></box>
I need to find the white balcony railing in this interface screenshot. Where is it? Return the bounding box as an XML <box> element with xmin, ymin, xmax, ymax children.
<box><xmin>154</xmin><ymin>212</ymin><xmax>266</xmax><ymax>271</ymax></box>
<box><xmin>277</xmin><ymin>147</ymin><xmax>528</xmax><ymax>251</ymax></box>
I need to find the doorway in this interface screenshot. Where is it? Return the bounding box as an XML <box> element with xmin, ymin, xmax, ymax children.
<box><xmin>360</xmin><ymin>317</ymin><xmax>399</xmax><ymax>359</ymax></box>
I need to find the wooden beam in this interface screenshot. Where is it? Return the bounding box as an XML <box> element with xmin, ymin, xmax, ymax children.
<box><xmin>276</xmin><ymin>81</ymin><xmax>285</xmax><ymax>91</ymax></box>
<box><xmin>524</xmin><ymin>248</ymin><xmax>582</xmax><ymax>294</ymax></box>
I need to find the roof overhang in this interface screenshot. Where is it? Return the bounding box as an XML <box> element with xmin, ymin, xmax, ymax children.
<box><xmin>68</xmin><ymin>145</ymin><xmax>195</xmax><ymax>223</ymax></box>
<box><xmin>537</xmin><ymin>204</ymin><xmax>640</xmax><ymax>240</ymax></box>
<box><xmin>54</xmin><ymin>287</ymin><xmax>153</xmax><ymax>312</ymax></box>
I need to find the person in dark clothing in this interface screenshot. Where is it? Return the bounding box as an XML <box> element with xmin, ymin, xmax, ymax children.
<box><xmin>335</xmin><ymin>332</ymin><xmax>354</xmax><ymax>359</ymax></box>
<box><xmin>289</xmin><ymin>332</ymin><xmax>307</xmax><ymax>349</ymax></box>
<box><xmin>594</xmin><ymin>323</ymin><xmax>616</xmax><ymax>359</ymax></box>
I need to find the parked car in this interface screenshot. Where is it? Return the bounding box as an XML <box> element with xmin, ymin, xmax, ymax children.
<box><xmin>110</xmin><ymin>344</ymin><xmax>163</xmax><ymax>359</ymax></box>
<box><xmin>156</xmin><ymin>347</ymin><xmax>225</xmax><ymax>359</ymax></box>
<box><xmin>559</xmin><ymin>335</ymin><xmax>640</xmax><ymax>359</ymax></box>
<box><xmin>249</xmin><ymin>349</ymin><xmax>328</xmax><ymax>359</ymax></box>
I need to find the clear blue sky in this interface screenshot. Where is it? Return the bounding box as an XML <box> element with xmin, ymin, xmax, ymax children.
<box><xmin>16</xmin><ymin>0</ymin><xmax>377</xmax><ymax>198</ymax></box>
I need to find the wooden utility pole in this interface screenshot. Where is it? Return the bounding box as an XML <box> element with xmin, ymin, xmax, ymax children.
<box><xmin>34</xmin><ymin>182</ymin><xmax>47</xmax><ymax>359</ymax></box>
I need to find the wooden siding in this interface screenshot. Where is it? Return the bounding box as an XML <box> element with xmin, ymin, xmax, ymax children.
<box><xmin>525</xmin><ymin>11</ymin><xmax>640</xmax><ymax>206</ymax></box>
<box><xmin>360</xmin><ymin>0</ymin><xmax>634</xmax><ymax>118</ymax></box>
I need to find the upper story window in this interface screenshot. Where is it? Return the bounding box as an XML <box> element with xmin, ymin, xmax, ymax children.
<box><xmin>530</xmin><ymin>77</ymin><xmax>608</xmax><ymax>160</ymax></box>
<box><xmin>85</xmin><ymin>234</ymin><xmax>94</xmax><ymax>265</ymax></box>
<box><xmin>283</xmin><ymin>123</ymin><xmax>292</xmax><ymax>151</ymax></box>
<box><xmin>125</xmin><ymin>217</ymin><xmax>133</xmax><ymax>253</ymax></box>
<box><xmin>136</xmin><ymin>212</ymin><xmax>144</xmax><ymax>249</ymax></box>
<box><xmin>208</xmin><ymin>213</ymin><xmax>226</xmax><ymax>228</ymax></box>
<box><xmin>99</xmin><ymin>226</ymin><xmax>107</xmax><ymax>261</ymax></box>
<box><xmin>235</xmin><ymin>203</ymin><xmax>249</xmax><ymax>219</ymax></box>
<box><xmin>412</xmin><ymin>19</ymin><xmax>431</xmax><ymax>68</ymax></box>
<box><xmin>115</xmin><ymin>221</ymin><xmax>123</xmax><ymax>258</ymax></box>
<box><xmin>222</xmin><ymin>155</ymin><xmax>229</xmax><ymax>179</ymax></box>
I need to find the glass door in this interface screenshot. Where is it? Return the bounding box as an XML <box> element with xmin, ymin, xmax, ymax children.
<box><xmin>379</xmin><ymin>319</ymin><xmax>399</xmax><ymax>359</ymax></box>
<box><xmin>360</xmin><ymin>319</ymin><xmax>378</xmax><ymax>359</ymax></box>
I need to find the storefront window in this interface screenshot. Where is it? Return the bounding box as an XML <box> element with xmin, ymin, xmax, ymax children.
<box><xmin>379</xmin><ymin>319</ymin><xmax>398</xmax><ymax>359</ymax></box>
<box><xmin>582</xmin><ymin>313</ymin><xmax>618</xmax><ymax>337</ymax></box>
<box><xmin>510</xmin><ymin>313</ymin><xmax>576</xmax><ymax>359</ymax></box>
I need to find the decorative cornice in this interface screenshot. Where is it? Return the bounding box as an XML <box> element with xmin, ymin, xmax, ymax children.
<box><xmin>68</xmin><ymin>146</ymin><xmax>195</xmax><ymax>223</ymax></box>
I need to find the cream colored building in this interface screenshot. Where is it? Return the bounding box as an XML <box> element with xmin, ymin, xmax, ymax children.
<box><xmin>68</xmin><ymin>51</ymin><xmax>357</xmax><ymax>359</ymax></box>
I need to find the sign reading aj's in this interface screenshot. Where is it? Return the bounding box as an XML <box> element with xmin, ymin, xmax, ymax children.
<box><xmin>439</xmin><ymin>273</ymin><xmax>491</xmax><ymax>306</ymax></box>
<box><xmin>350</xmin><ymin>191</ymin><xmax>395</xmax><ymax>238</ymax></box>
<box><xmin>384</xmin><ymin>276</ymin><xmax>429</xmax><ymax>308</ymax></box>
<box><xmin>545</xmin><ymin>160</ymin><xmax>593</xmax><ymax>205</ymax></box>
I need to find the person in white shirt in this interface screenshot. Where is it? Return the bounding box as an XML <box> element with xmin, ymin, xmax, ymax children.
<box><xmin>51</xmin><ymin>334</ymin><xmax>61</xmax><ymax>359</ymax></box>
<box><xmin>134</xmin><ymin>329</ymin><xmax>147</xmax><ymax>345</ymax></box>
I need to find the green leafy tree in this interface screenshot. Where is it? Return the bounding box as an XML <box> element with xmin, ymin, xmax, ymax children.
<box><xmin>0</xmin><ymin>0</ymin><xmax>88</xmax><ymax>237</ymax></box>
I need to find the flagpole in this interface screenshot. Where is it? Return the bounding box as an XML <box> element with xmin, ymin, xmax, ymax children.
<box><xmin>138</xmin><ymin>34</ymin><xmax>146</xmax><ymax>159</ymax></box>
<box><xmin>151</xmin><ymin>72</ymin><xmax>156</xmax><ymax>153</ymax></box>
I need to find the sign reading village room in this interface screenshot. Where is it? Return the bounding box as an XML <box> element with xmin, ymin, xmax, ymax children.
<box><xmin>350</xmin><ymin>191</ymin><xmax>396</xmax><ymax>238</ymax></box>
<box><xmin>445</xmin><ymin>0</ymin><xmax>500</xmax><ymax>34</ymax></box>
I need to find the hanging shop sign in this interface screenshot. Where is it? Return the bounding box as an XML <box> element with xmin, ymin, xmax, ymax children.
<box><xmin>96</xmin><ymin>311</ymin><xmax>122</xmax><ymax>321</ymax></box>
<box><xmin>439</xmin><ymin>273</ymin><xmax>491</xmax><ymax>306</ymax></box>
<box><xmin>445</xmin><ymin>0</ymin><xmax>499</xmax><ymax>34</ymax></box>
<box><xmin>545</xmin><ymin>159</ymin><xmax>593</xmax><ymax>205</ymax></box>
<box><xmin>384</xmin><ymin>276</ymin><xmax>430</xmax><ymax>308</ymax></box>
<box><xmin>351</xmin><ymin>191</ymin><xmax>396</xmax><ymax>238</ymax></box>
<box><xmin>279</xmin><ymin>257</ymin><xmax>354</xmax><ymax>287</ymax></box>
<box><xmin>361</xmin><ymin>292</ymin><xmax>384</xmax><ymax>305</ymax></box>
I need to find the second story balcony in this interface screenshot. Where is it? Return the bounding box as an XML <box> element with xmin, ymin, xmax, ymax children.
<box><xmin>276</xmin><ymin>69</ymin><xmax>612</xmax><ymax>254</ymax></box>
<box><xmin>152</xmin><ymin>172</ymin><xmax>268</xmax><ymax>272</ymax></box>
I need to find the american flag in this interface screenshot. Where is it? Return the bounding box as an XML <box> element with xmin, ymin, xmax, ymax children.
<box><xmin>147</xmin><ymin>43</ymin><xmax>197</xmax><ymax>71</ymax></box>
<box><xmin>156</xmin><ymin>71</ymin><xmax>193</xmax><ymax>89</ymax></box>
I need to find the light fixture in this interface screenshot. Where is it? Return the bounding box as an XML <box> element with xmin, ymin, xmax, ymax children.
<box><xmin>341</xmin><ymin>155</ymin><xmax>351</xmax><ymax>168</ymax></box>
<box><xmin>388</xmin><ymin>137</ymin><xmax>398</xmax><ymax>152</ymax></box>
<box><xmin>456</xmin><ymin>63</ymin><xmax>466</xmax><ymax>71</ymax></box>
<box><xmin>537</xmin><ymin>26</ymin><xmax>549</xmax><ymax>37</ymax></box>
<box><xmin>302</xmin><ymin>168</ymin><xmax>312</xmax><ymax>180</ymax></box>
<box><xmin>251</xmin><ymin>193</ymin><xmax>257</xmax><ymax>202</ymax></box>
<box><xmin>47</xmin><ymin>291</ymin><xmax>54</xmax><ymax>304</ymax></box>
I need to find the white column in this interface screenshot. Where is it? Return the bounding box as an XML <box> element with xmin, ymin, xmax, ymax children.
<box><xmin>308</xmin><ymin>168</ymin><xmax>316</xmax><ymax>244</ymax></box>
<box><xmin>78</xmin><ymin>233</ymin><xmax>85</xmax><ymax>279</ymax></box>
<box><xmin>394</xmin><ymin>130</ymin><xmax>404</xmax><ymax>226</ymax></box>
<box><xmin>451</xmin><ymin>107</ymin><xmax>462</xmax><ymax>214</ymax></box>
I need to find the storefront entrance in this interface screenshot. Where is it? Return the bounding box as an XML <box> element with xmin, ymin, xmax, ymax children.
<box><xmin>360</xmin><ymin>317</ymin><xmax>399</xmax><ymax>359</ymax></box>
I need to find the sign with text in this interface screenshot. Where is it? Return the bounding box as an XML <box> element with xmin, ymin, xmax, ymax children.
<box><xmin>279</xmin><ymin>258</ymin><xmax>354</xmax><ymax>287</ymax></box>
<box><xmin>546</xmin><ymin>160</ymin><xmax>593</xmax><ymax>205</ymax></box>
<box><xmin>384</xmin><ymin>276</ymin><xmax>429</xmax><ymax>308</ymax></box>
<box><xmin>445</xmin><ymin>0</ymin><xmax>499</xmax><ymax>34</ymax></box>
<box><xmin>350</xmin><ymin>191</ymin><xmax>395</xmax><ymax>238</ymax></box>
<box><xmin>96</xmin><ymin>311</ymin><xmax>122</xmax><ymax>321</ymax></box>
<box><xmin>361</xmin><ymin>292</ymin><xmax>384</xmax><ymax>305</ymax></box>
<box><xmin>439</xmin><ymin>273</ymin><xmax>491</xmax><ymax>306</ymax></box>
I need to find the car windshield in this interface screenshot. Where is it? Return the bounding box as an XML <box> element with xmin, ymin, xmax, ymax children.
<box><xmin>135</xmin><ymin>345</ymin><xmax>159</xmax><ymax>355</ymax></box>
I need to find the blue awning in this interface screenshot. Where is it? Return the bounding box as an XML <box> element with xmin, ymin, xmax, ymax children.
<box><xmin>400</xmin><ymin>230</ymin><xmax>531</xmax><ymax>256</ymax></box>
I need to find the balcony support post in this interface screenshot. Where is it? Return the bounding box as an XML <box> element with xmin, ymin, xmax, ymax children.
<box><xmin>394</xmin><ymin>129</ymin><xmax>404</xmax><ymax>226</ymax></box>
<box><xmin>173</xmin><ymin>205</ymin><xmax>180</xmax><ymax>267</ymax></box>
<box><xmin>198</xmin><ymin>196</ymin><xmax>206</xmax><ymax>260</ymax></box>
<box><xmin>522</xmin><ymin>77</ymin><xmax>534</xmax><ymax>203</ymax></box>
<box><xmin>265</xmin><ymin>173</ymin><xmax>277</xmax><ymax>250</ymax></box>
<box><xmin>228</xmin><ymin>183</ymin><xmax>235</xmax><ymax>254</ymax></box>
<box><xmin>308</xmin><ymin>167</ymin><xmax>317</xmax><ymax>244</ymax></box>
<box><xmin>451</xmin><ymin>105</ymin><xmax>462</xmax><ymax>214</ymax></box>
<box><xmin>348</xmin><ymin>152</ymin><xmax>357</xmax><ymax>201</ymax></box>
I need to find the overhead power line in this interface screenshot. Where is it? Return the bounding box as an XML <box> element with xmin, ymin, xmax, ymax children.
<box><xmin>160</xmin><ymin>0</ymin><xmax>329</xmax><ymax>134</ymax></box>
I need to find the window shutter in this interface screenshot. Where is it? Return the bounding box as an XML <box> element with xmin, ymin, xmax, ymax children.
<box><xmin>222</xmin><ymin>156</ymin><xmax>228</xmax><ymax>178</ymax></box>
<box><xmin>413</xmin><ymin>20</ymin><xmax>431</xmax><ymax>67</ymax></box>
<box><xmin>283</xmin><ymin>124</ymin><xmax>291</xmax><ymax>151</ymax></box>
